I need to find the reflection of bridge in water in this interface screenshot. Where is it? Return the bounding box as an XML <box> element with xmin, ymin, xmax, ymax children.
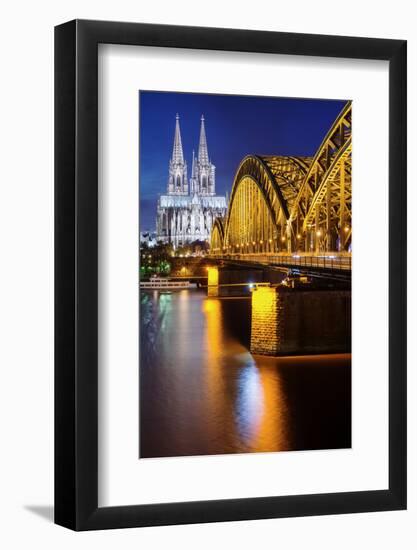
<box><xmin>209</xmin><ymin>101</ymin><xmax>352</xmax><ymax>267</ymax></box>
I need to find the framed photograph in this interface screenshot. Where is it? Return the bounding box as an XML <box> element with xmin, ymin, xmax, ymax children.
<box><xmin>55</xmin><ymin>20</ymin><xmax>406</xmax><ymax>530</ymax></box>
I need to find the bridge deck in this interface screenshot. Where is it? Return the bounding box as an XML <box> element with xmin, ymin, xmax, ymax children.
<box><xmin>208</xmin><ymin>253</ymin><xmax>351</xmax><ymax>272</ymax></box>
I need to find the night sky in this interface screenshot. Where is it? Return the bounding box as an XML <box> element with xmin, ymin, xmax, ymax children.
<box><xmin>139</xmin><ymin>91</ymin><xmax>348</xmax><ymax>232</ymax></box>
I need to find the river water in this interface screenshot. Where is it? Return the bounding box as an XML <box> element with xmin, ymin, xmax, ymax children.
<box><xmin>140</xmin><ymin>288</ymin><xmax>351</xmax><ymax>458</ymax></box>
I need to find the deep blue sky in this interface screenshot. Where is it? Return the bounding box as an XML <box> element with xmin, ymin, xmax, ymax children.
<box><xmin>139</xmin><ymin>91</ymin><xmax>347</xmax><ymax>232</ymax></box>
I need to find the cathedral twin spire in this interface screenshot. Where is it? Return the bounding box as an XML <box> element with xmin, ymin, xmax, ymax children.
<box><xmin>171</xmin><ymin>113</ymin><xmax>184</xmax><ymax>165</ymax></box>
<box><xmin>168</xmin><ymin>114</ymin><xmax>215</xmax><ymax>196</ymax></box>
<box><xmin>198</xmin><ymin>115</ymin><xmax>209</xmax><ymax>165</ymax></box>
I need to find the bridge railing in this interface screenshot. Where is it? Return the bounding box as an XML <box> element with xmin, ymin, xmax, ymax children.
<box><xmin>208</xmin><ymin>253</ymin><xmax>352</xmax><ymax>271</ymax></box>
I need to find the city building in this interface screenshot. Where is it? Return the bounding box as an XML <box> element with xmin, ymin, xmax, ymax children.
<box><xmin>139</xmin><ymin>231</ymin><xmax>157</xmax><ymax>248</ymax></box>
<box><xmin>156</xmin><ymin>114</ymin><xmax>227</xmax><ymax>248</ymax></box>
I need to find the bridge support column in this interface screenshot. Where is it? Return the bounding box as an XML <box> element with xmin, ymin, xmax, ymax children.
<box><xmin>207</xmin><ymin>266</ymin><xmax>219</xmax><ymax>297</ymax></box>
<box><xmin>339</xmin><ymin>159</ymin><xmax>346</xmax><ymax>251</ymax></box>
<box><xmin>326</xmin><ymin>175</ymin><xmax>334</xmax><ymax>251</ymax></box>
<box><xmin>250</xmin><ymin>286</ymin><xmax>284</xmax><ymax>355</ymax></box>
<box><xmin>250</xmin><ymin>285</ymin><xmax>351</xmax><ymax>356</ymax></box>
<box><xmin>286</xmin><ymin>222</ymin><xmax>292</xmax><ymax>253</ymax></box>
<box><xmin>315</xmin><ymin>209</ymin><xmax>321</xmax><ymax>253</ymax></box>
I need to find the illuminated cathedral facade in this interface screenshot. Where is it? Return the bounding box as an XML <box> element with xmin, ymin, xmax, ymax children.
<box><xmin>156</xmin><ymin>114</ymin><xmax>227</xmax><ymax>248</ymax></box>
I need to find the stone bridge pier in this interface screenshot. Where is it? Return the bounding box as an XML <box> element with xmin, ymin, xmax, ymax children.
<box><xmin>250</xmin><ymin>285</ymin><xmax>351</xmax><ymax>356</ymax></box>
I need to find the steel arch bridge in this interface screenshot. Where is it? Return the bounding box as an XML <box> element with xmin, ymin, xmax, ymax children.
<box><xmin>210</xmin><ymin>101</ymin><xmax>352</xmax><ymax>257</ymax></box>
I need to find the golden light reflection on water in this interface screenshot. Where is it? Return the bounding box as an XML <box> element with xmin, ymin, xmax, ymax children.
<box><xmin>202</xmin><ymin>297</ymin><xmax>290</xmax><ymax>453</ymax></box>
<box><xmin>141</xmin><ymin>290</ymin><xmax>351</xmax><ymax>458</ymax></box>
<box><xmin>176</xmin><ymin>290</ymin><xmax>190</xmax><ymax>365</ymax></box>
<box><xmin>202</xmin><ymin>298</ymin><xmax>231</xmax><ymax>445</ymax></box>
<box><xmin>252</xmin><ymin>364</ymin><xmax>290</xmax><ymax>451</ymax></box>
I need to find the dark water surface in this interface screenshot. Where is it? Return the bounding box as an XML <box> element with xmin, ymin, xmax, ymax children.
<box><xmin>140</xmin><ymin>289</ymin><xmax>351</xmax><ymax>458</ymax></box>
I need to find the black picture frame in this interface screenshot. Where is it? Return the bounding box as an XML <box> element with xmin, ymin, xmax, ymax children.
<box><xmin>55</xmin><ymin>19</ymin><xmax>407</xmax><ymax>531</ymax></box>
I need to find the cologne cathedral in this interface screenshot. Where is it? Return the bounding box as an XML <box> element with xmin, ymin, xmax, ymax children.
<box><xmin>156</xmin><ymin>114</ymin><xmax>227</xmax><ymax>248</ymax></box>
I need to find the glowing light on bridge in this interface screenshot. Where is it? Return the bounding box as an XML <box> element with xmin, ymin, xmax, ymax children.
<box><xmin>209</xmin><ymin>101</ymin><xmax>352</xmax><ymax>257</ymax></box>
<box><xmin>207</xmin><ymin>267</ymin><xmax>219</xmax><ymax>285</ymax></box>
<box><xmin>252</xmin><ymin>286</ymin><xmax>277</xmax><ymax>314</ymax></box>
<box><xmin>207</xmin><ymin>266</ymin><xmax>219</xmax><ymax>297</ymax></box>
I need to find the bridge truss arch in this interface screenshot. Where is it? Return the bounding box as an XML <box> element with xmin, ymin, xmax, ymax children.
<box><xmin>221</xmin><ymin>155</ymin><xmax>309</xmax><ymax>254</ymax></box>
<box><xmin>210</xmin><ymin>101</ymin><xmax>352</xmax><ymax>255</ymax></box>
<box><xmin>210</xmin><ymin>217</ymin><xmax>225</xmax><ymax>253</ymax></box>
<box><xmin>289</xmin><ymin>100</ymin><xmax>352</xmax><ymax>252</ymax></box>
